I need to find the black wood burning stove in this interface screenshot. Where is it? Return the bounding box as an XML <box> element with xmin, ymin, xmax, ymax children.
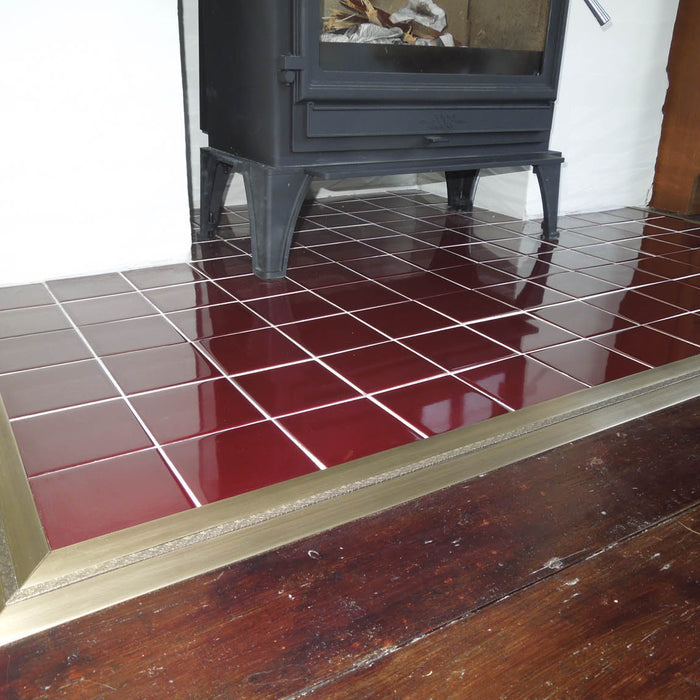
<box><xmin>199</xmin><ymin>0</ymin><xmax>570</xmax><ymax>279</ymax></box>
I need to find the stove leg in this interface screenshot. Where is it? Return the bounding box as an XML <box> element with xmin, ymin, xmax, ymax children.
<box><xmin>534</xmin><ymin>161</ymin><xmax>561</xmax><ymax>241</ymax></box>
<box><xmin>199</xmin><ymin>149</ymin><xmax>234</xmax><ymax>241</ymax></box>
<box><xmin>446</xmin><ymin>170</ymin><xmax>480</xmax><ymax>211</ymax></box>
<box><xmin>243</xmin><ymin>163</ymin><xmax>312</xmax><ymax>279</ymax></box>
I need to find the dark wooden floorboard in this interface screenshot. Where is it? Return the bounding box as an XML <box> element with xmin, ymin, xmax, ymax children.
<box><xmin>310</xmin><ymin>506</ymin><xmax>700</xmax><ymax>699</ymax></box>
<box><xmin>1</xmin><ymin>399</ymin><xmax>698</xmax><ymax>698</ymax></box>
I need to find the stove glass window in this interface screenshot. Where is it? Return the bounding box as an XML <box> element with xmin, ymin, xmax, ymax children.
<box><xmin>320</xmin><ymin>0</ymin><xmax>552</xmax><ymax>75</ymax></box>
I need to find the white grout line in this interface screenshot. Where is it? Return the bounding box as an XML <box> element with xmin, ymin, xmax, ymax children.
<box><xmin>116</xmin><ymin>274</ymin><xmax>330</xmax><ymax>472</ymax></box>
<box><xmin>39</xmin><ymin>283</ymin><xmax>204</xmax><ymax>508</ymax></box>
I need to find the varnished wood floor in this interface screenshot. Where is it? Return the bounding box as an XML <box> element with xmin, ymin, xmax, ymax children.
<box><xmin>1</xmin><ymin>398</ymin><xmax>699</xmax><ymax>698</ymax></box>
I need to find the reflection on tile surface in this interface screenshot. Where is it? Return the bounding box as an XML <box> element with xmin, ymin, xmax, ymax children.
<box><xmin>30</xmin><ymin>450</ymin><xmax>193</xmax><ymax>549</ymax></box>
<box><xmin>323</xmin><ymin>342</ymin><xmax>443</xmax><ymax>394</ymax></box>
<box><xmin>376</xmin><ymin>375</ymin><xmax>508</xmax><ymax>436</ymax></box>
<box><xmin>459</xmin><ymin>356</ymin><xmax>587</xmax><ymax>409</ymax></box>
<box><xmin>103</xmin><ymin>343</ymin><xmax>221</xmax><ymax>395</ymax></box>
<box><xmin>279</xmin><ymin>398</ymin><xmax>422</xmax><ymax>466</ymax></box>
<box><xmin>130</xmin><ymin>378</ymin><xmax>264</xmax><ymax>444</ymax></box>
<box><xmin>199</xmin><ymin>328</ymin><xmax>309</xmax><ymax>375</ymax></box>
<box><xmin>592</xmin><ymin>326</ymin><xmax>700</xmax><ymax>367</ymax></box>
<box><xmin>236</xmin><ymin>361</ymin><xmax>359</xmax><ymax>417</ymax></box>
<box><xmin>0</xmin><ymin>305</ymin><xmax>71</xmax><ymax>339</ymax></box>
<box><xmin>530</xmin><ymin>340</ymin><xmax>649</xmax><ymax>385</ymax></box>
<box><xmin>2</xmin><ymin>196</ymin><xmax>698</xmax><ymax>546</ymax></box>
<box><xmin>167</xmin><ymin>303</ymin><xmax>266</xmax><ymax>340</ymax></box>
<box><xmin>13</xmin><ymin>400</ymin><xmax>153</xmax><ymax>477</ymax></box>
<box><xmin>0</xmin><ymin>360</ymin><xmax>119</xmax><ymax>418</ymax></box>
<box><xmin>403</xmin><ymin>326</ymin><xmax>513</xmax><ymax>372</ymax></box>
<box><xmin>164</xmin><ymin>422</ymin><xmax>319</xmax><ymax>504</ymax></box>
<box><xmin>0</xmin><ymin>329</ymin><xmax>91</xmax><ymax>373</ymax></box>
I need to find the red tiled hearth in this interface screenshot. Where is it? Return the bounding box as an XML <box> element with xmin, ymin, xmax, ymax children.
<box><xmin>0</xmin><ymin>193</ymin><xmax>698</xmax><ymax>549</ymax></box>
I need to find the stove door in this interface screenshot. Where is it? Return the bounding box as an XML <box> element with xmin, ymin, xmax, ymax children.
<box><xmin>295</xmin><ymin>0</ymin><xmax>568</xmax><ymax>103</ymax></box>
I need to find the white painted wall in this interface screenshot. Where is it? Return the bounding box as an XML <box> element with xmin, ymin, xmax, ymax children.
<box><xmin>422</xmin><ymin>0</ymin><xmax>680</xmax><ymax>218</ymax></box>
<box><xmin>0</xmin><ymin>1</ymin><xmax>191</xmax><ymax>286</ymax></box>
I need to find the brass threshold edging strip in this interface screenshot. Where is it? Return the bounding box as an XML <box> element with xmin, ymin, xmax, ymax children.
<box><xmin>1</xmin><ymin>355</ymin><xmax>699</xmax><ymax>645</ymax></box>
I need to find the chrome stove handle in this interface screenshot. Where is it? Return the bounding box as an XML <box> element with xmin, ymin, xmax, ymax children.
<box><xmin>583</xmin><ymin>0</ymin><xmax>611</xmax><ymax>27</ymax></box>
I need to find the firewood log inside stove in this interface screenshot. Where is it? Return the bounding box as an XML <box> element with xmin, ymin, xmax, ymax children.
<box><xmin>323</xmin><ymin>0</ymin><xmax>458</xmax><ymax>46</ymax></box>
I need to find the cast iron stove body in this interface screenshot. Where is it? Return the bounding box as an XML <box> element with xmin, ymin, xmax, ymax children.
<box><xmin>199</xmin><ymin>0</ymin><xmax>570</xmax><ymax>278</ymax></box>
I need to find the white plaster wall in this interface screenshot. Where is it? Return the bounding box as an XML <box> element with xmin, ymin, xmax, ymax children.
<box><xmin>422</xmin><ymin>0</ymin><xmax>680</xmax><ymax>219</ymax></box>
<box><xmin>0</xmin><ymin>1</ymin><xmax>191</xmax><ymax>286</ymax></box>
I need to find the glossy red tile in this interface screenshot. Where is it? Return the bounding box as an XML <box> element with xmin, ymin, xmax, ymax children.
<box><xmin>313</xmin><ymin>241</ymin><xmax>382</xmax><ymax>261</ymax></box>
<box><xmin>199</xmin><ymin>327</ymin><xmax>309</xmax><ymax>375</ymax></box>
<box><xmin>421</xmin><ymin>289</ymin><xmax>517</xmax><ymax>324</ymax></box>
<box><xmin>532</xmin><ymin>301</ymin><xmax>634</xmax><ymax>338</ymax></box>
<box><xmin>282</xmin><ymin>314</ymin><xmax>385</xmax><ymax>355</ymax></box>
<box><xmin>530</xmin><ymin>339</ymin><xmax>648</xmax><ymax>386</ymax></box>
<box><xmin>584</xmin><ymin>289</ymin><xmax>685</xmax><ymax>324</ymax></box>
<box><xmin>0</xmin><ymin>329</ymin><xmax>91</xmax><ymax>373</ymax></box>
<box><xmin>47</xmin><ymin>273</ymin><xmax>133</xmax><ymax>301</ymax></box>
<box><xmin>437</xmin><ymin>263</ymin><xmax>517</xmax><ymax>289</ymax></box>
<box><xmin>449</xmin><ymin>242</ymin><xmax>518</xmax><ymax>265</ymax></box>
<box><xmin>323</xmin><ymin>342</ymin><xmax>443</xmax><ymax>394</ymax></box>
<box><xmin>635</xmin><ymin>280</ymin><xmax>700</xmax><ymax>311</ymax></box>
<box><xmin>314</xmin><ymin>280</ymin><xmax>405</xmax><ymax>311</ymax></box>
<box><xmin>13</xmin><ymin>399</ymin><xmax>153</xmax><ymax>477</ymax></box>
<box><xmin>245</xmin><ymin>291</ymin><xmax>340</xmax><ymax>325</ymax></box>
<box><xmin>537</xmin><ymin>271</ymin><xmax>622</xmax><ymax>297</ymax></box>
<box><xmin>164</xmin><ymin>422</ymin><xmax>319</xmax><ymax>504</ymax></box>
<box><xmin>80</xmin><ymin>316</ymin><xmax>186</xmax><ymax>356</ymax></box>
<box><xmin>394</xmin><ymin>248</ymin><xmax>469</xmax><ymax>272</ymax></box>
<box><xmin>0</xmin><ymin>284</ymin><xmax>53</xmax><ymax>311</ymax></box>
<box><xmin>592</xmin><ymin>326</ymin><xmax>699</xmax><ymax>367</ymax></box>
<box><xmin>337</xmin><ymin>223</ymin><xmax>399</xmax><ymax>241</ymax></box>
<box><xmin>354</xmin><ymin>209</ymin><xmax>413</xmax><ymax>225</ymax></box>
<box><xmin>402</xmin><ymin>326</ymin><xmax>513</xmax><ymax>372</ymax></box>
<box><xmin>380</xmin><ymin>272</ymin><xmax>466</xmax><ymax>299</ymax></box>
<box><xmin>403</xmin><ymin>229</ymin><xmax>472</xmax><ymax>247</ymax></box>
<box><xmin>102</xmin><ymin>343</ymin><xmax>222</xmax><ymax>395</ymax></box>
<box><xmin>130</xmin><ymin>378</ymin><xmax>264</xmax><ymax>443</ymax></box>
<box><xmin>356</xmin><ymin>300</ymin><xmax>455</xmax><ymax>338</ymax></box>
<box><xmin>236</xmin><ymin>361</ymin><xmax>359</xmax><ymax>417</ymax></box>
<box><xmin>577</xmin><ymin>224</ymin><xmax>643</xmax><ymax>243</ymax></box>
<box><xmin>306</xmin><ymin>212</ymin><xmax>364</xmax><ymax>228</ymax></box>
<box><xmin>0</xmin><ymin>305</ymin><xmax>71</xmax><ymax>338</ymax></box>
<box><xmin>123</xmin><ymin>264</ymin><xmax>206</xmax><ymax>289</ymax></box>
<box><xmin>190</xmin><ymin>254</ymin><xmax>254</xmax><ymax>279</ymax></box>
<box><xmin>492</xmin><ymin>238</ymin><xmax>556</xmax><ymax>256</ymax></box>
<box><xmin>577</xmin><ymin>242</ymin><xmax>647</xmax><ymax>264</ymax></box>
<box><xmin>578</xmin><ymin>264</ymin><xmax>660</xmax><ymax>288</ymax></box>
<box><xmin>280</xmin><ymin>398</ymin><xmax>422</xmax><ymax>466</ymax></box>
<box><xmin>338</xmin><ymin>255</ymin><xmax>419</xmax><ymax>279</ymax></box>
<box><xmin>0</xmin><ymin>360</ymin><xmax>119</xmax><ymax>418</ymax></box>
<box><xmin>458</xmin><ymin>356</ymin><xmax>587</xmax><ymax>409</ymax></box>
<box><xmin>286</xmin><ymin>248</ymin><xmax>328</xmax><ymax>269</ymax></box>
<box><xmin>649</xmin><ymin>314</ymin><xmax>700</xmax><ymax>346</ymax></box>
<box><xmin>367</xmin><ymin>235</ymin><xmax>434</xmax><ymax>254</ymax></box>
<box><xmin>218</xmin><ymin>273</ymin><xmax>304</xmax><ymax>300</ymax></box>
<box><xmin>375</xmin><ymin>375</ymin><xmax>507</xmax><ymax>436</ymax></box>
<box><xmin>294</xmin><ymin>229</ymin><xmax>348</xmax><ymax>246</ymax></box>
<box><xmin>620</xmin><ymin>256</ymin><xmax>694</xmax><ymax>280</ymax></box>
<box><xmin>479</xmin><ymin>280</ymin><xmax>571</xmax><ymax>310</ymax></box>
<box><xmin>471</xmin><ymin>314</ymin><xmax>578</xmax><ymax>353</ymax></box>
<box><xmin>63</xmin><ymin>293</ymin><xmax>157</xmax><ymax>326</ymax></box>
<box><xmin>166</xmin><ymin>302</ymin><xmax>266</xmax><ymax>340</ymax></box>
<box><xmin>29</xmin><ymin>449</ymin><xmax>193</xmax><ymax>549</ymax></box>
<box><xmin>189</xmin><ymin>239</ymin><xmax>242</xmax><ymax>261</ymax></box>
<box><xmin>142</xmin><ymin>281</ymin><xmax>236</xmax><ymax>312</ymax></box>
